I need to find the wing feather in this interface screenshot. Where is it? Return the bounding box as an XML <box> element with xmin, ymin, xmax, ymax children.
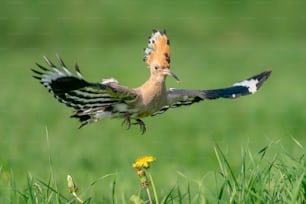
<box><xmin>32</xmin><ymin>55</ymin><xmax>138</xmax><ymax>126</ymax></box>
<box><xmin>152</xmin><ymin>70</ymin><xmax>272</xmax><ymax>116</ymax></box>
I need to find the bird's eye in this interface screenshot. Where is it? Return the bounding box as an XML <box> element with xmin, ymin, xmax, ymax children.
<box><xmin>154</xmin><ymin>66</ymin><xmax>159</xmax><ymax>70</ymax></box>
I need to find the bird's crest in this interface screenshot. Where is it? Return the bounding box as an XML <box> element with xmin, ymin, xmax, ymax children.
<box><xmin>144</xmin><ymin>29</ymin><xmax>170</xmax><ymax>69</ymax></box>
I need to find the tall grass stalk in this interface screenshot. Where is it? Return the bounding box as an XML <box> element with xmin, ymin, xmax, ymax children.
<box><xmin>214</xmin><ymin>142</ymin><xmax>305</xmax><ymax>203</ymax></box>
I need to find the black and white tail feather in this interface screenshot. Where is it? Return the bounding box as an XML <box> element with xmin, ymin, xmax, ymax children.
<box><xmin>32</xmin><ymin>55</ymin><xmax>271</xmax><ymax>132</ymax></box>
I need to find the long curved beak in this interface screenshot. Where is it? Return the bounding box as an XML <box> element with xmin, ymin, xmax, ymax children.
<box><xmin>164</xmin><ymin>69</ymin><xmax>181</xmax><ymax>83</ymax></box>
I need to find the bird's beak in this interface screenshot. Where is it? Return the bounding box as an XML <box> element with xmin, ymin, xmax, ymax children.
<box><xmin>164</xmin><ymin>69</ymin><xmax>181</xmax><ymax>83</ymax></box>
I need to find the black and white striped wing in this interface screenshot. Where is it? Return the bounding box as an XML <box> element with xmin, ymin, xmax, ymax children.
<box><xmin>32</xmin><ymin>55</ymin><xmax>138</xmax><ymax>127</ymax></box>
<box><xmin>152</xmin><ymin>70</ymin><xmax>271</xmax><ymax>116</ymax></box>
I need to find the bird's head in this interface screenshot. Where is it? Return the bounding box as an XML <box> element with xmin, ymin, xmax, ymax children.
<box><xmin>144</xmin><ymin>29</ymin><xmax>181</xmax><ymax>83</ymax></box>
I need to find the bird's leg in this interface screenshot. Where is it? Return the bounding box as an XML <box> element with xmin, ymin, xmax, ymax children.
<box><xmin>122</xmin><ymin>115</ymin><xmax>146</xmax><ymax>134</ymax></box>
<box><xmin>133</xmin><ymin>119</ymin><xmax>146</xmax><ymax>135</ymax></box>
<box><xmin>122</xmin><ymin>115</ymin><xmax>132</xmax><ymax>130</ymax></box>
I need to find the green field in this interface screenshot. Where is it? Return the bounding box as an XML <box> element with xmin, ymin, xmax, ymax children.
<box><xmin>0</xmin><ymin>1</ymin><xmax>305</xmax><ymax>203</ymax></box>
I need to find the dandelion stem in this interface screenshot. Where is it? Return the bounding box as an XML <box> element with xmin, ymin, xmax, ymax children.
<box><xmin>72</xmin><ymin>192</ymin><xmax>84</xmax><ymax>203</ymax></box>
<box><xmin>146</xmin><ymin>187</ymin><xmax>152</xmax><ymax>204</ymax></box>
<box><xmin>148</xmin><ymin>173</ymin><xmax>159</xmax><ymax>204</ymax></box>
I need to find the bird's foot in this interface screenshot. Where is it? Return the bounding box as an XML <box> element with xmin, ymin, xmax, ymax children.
<box><xmin>133</xmin><ymin>119</ymin><xmax>146</xmax><ymax>135</ymax></box>
<box><xmin>122</xmin><ymin>115</ymin><xmax>132</xmax><ymax>130</ymax></box>
<box><xmin>122</xmin><ymin>116</ymin><xmax>146</xmax><ymax>134</ymax></box>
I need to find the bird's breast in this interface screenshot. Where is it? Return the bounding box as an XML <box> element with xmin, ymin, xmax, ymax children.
<box><xmin>132</xmin><ymin>86</ymin><xmax>167</xmax><ymax>118</ymax></box>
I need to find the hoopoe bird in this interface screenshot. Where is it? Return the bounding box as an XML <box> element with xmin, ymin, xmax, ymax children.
<box><xmin>32</xmin><ymin>29</ymin><xmax>271</xmax><ymax>134</ymax></box>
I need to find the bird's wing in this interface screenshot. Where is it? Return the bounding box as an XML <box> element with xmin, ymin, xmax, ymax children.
<box><xmin>151</xmin><ymin>70</ymin><xmax>272</xmax><ymax>116</ymax></box>
<box><xmin>32</xmin><ymin>55</ymin><xmax>138</xmax><ymax>126</ymax></box>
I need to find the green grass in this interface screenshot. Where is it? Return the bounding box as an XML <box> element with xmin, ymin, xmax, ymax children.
<box><xmin>1</xmin><ymin>0</ymin><xmax>306</xmax><ymax>203</ymax></box>
<box><xmin>1</xmin><ymin>140</ymin><xmax>305</xmax><ymax>203</ymax></box>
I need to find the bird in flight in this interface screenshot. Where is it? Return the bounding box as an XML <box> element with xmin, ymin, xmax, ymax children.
<box><xmin>32</xmin><ymin>29</ymin><xmax>271</xmax><ymax>134</ymax></box>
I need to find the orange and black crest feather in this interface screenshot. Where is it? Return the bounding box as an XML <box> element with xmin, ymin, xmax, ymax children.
<box><xmin>144</xmin><ymin>29</ymin><xmax>170</xmax><ymax>69</ymax></box>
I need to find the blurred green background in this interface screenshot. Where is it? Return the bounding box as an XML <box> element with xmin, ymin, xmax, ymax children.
<box><xmin>0</xmin><ymin>0</ymin><xmax>305</xmax><ymax>201</ymax></box>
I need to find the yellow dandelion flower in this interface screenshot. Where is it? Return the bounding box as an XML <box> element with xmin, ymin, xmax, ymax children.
<box><xmin>132</xmin><ymin>155</ymin><xmax>156</xmax><ymax>169</ymax></box>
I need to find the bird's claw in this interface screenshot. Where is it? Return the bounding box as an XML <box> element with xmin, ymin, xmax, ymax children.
<box><xmin>134</xmin><ymin>119</ymin><xmax>146</xmax><ymax>135</ymax></box>
<box><xmin>122</xmin><ymin>116</ymin><xmax>146</xmax><ymax>134</ymax></box>
<box><xmin>122</xmin><ymin>115</ymin><xmax>132</xmax><ymax>130</ymax></box>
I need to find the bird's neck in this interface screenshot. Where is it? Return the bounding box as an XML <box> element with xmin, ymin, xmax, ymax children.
<box><xmin>138</xmin><ymin>75</ymin><xmax>167</xmax><ymax>105</ymax></box>
<box><xmin>145</xmin><ymin>74</ymin><xmax>167</xmax><ymax>91</ymax></box>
